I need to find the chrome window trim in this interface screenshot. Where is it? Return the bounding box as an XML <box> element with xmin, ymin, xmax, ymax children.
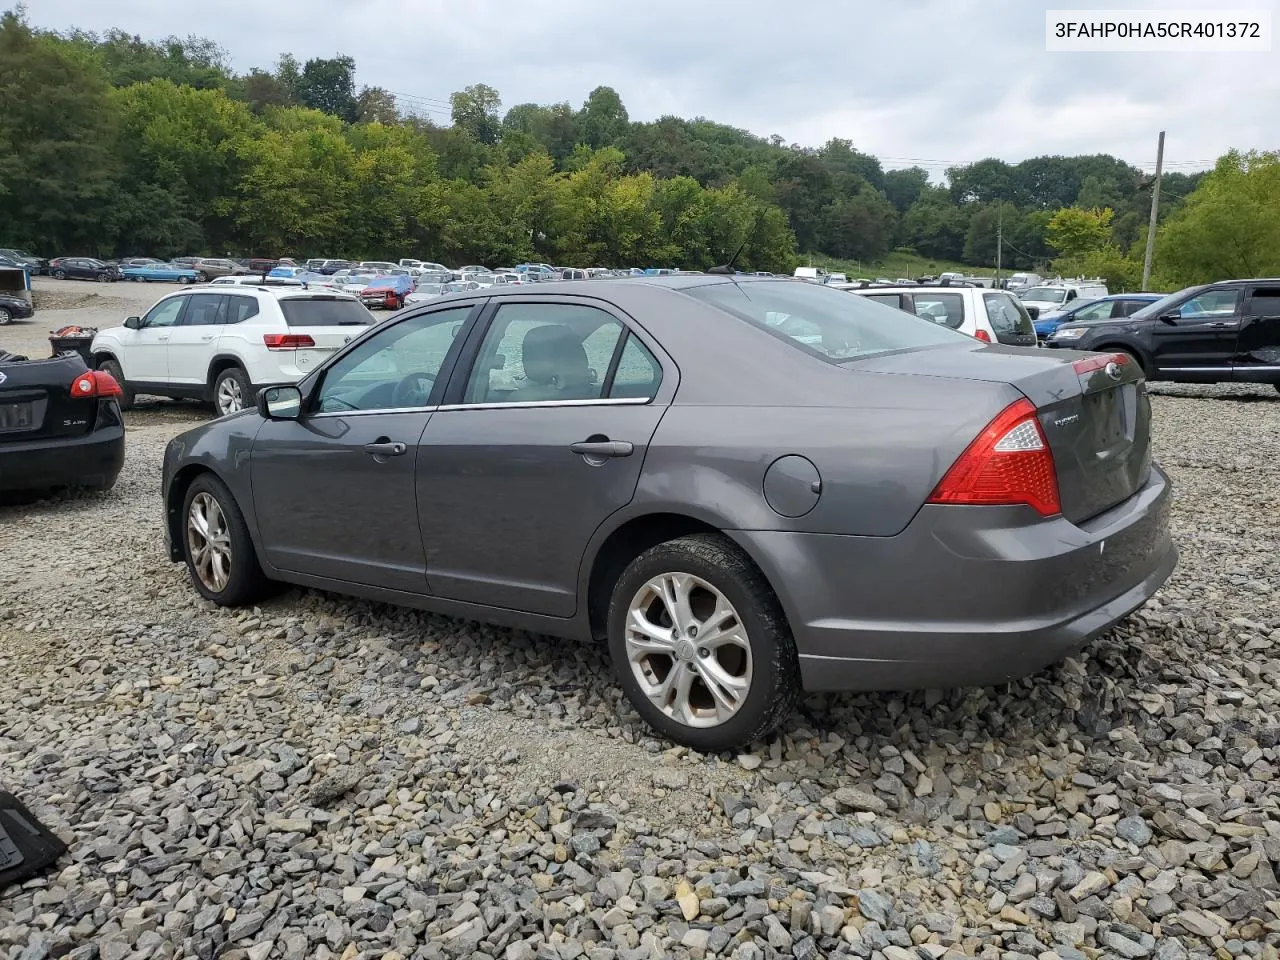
<box><xmin>307</xmin><ymin>396</ymin><xmax>653</xmax><ymax>418</ymax></box>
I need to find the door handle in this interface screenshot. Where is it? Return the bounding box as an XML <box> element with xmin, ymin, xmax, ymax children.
<box><xmin>1206</xmin><ymin>321</ymin><xmax>1234</xmax><ymax>328</ymax></box>
<box><xmin>569</xmin><ymin>439</ymin><xmax>633</xmax><ymax>458</ymax></box>
<box><xmin>200</xmin><ymin>335</ymin><xmax>214</xmax><ymax>342</ymax></box>
<box><xmin>157</xmin><ymin>336</ymin><xmax>170</xmax><ymax>341</ymax></box>
<box><xmin>363</xmin><ymin>440</ymin><xmax>407</xmax><ymax>457</ymax></box>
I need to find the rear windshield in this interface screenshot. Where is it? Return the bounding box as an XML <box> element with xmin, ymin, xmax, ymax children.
<box><xmin>278</xmin><ymin>297</ymin><xmax>375</xmax><ymax>327</ymax></box>
<box><xmin>684</xmin><ymin>280</ymin><xmax>969</xmax><ymax>362</ymax></box>
<box><xmin>983</xmin><ymin>292</ymin><xmax>1036</xmax><ymax>336</ymax></box>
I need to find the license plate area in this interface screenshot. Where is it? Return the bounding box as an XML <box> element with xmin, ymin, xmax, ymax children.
<box><xmin>1086</xmin><ymin>385</ymin><xmax>1135</xmax><ymax>454</ymax></box>
<box><xmin>0</xmin><ymin>400</ymin><xmax>36</xmax><ymax>433</ymax></box>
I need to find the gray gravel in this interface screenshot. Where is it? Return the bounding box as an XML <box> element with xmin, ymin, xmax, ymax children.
<box><xmin>2</xmin><ymin>301</ymin><xmax>1280</xmax><ymax>959</ymax></box>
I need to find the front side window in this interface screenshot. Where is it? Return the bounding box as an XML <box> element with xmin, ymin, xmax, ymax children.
<box><xmin>685</xmin><ymin>280</ymin><xmax>968</xmax><ymax>362</ymax></box>
<box><xmin>143</xmin><ymin>297</ymin><xmax>186</xmax><ymax>328</ymax></box>
<box><xmin>1180</xmin><ymin>288</ymin><xmax>1240</xmax><ymax>320</ymax></box>
<box><xmin>983</xmin><ymin>292</ymin><xmax>1035</xmax><ymax>336</ymax></box>
<box><xmin>462</xmin><ymin>302</ymin><xmax>627</xmax><ymax>404</ymax></box>
<box><xmin>316</xmin><ymin>306</ymin><xmax>474</xmax><ymax>413</ymax></box>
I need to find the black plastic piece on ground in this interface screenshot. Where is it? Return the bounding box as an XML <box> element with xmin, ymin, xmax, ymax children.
<box><xmin>0</xmin><ymin>792</ymin><xmax>68</xmax><ymax>891</ymax></box>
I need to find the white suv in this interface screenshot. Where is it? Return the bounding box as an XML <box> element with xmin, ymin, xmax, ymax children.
<box><xmin>89</xmin><ymin>285</ymin><xmax>377</xmax><ymax>416</ymax></box>
<box><xmin>839</xmin><ymin>283</ymin><xmax>1039</xmax><ymax>347</ymax></box>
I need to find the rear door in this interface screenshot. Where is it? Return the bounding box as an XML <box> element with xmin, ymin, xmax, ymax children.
<box><xmin>417</xmin><ymin>298</ymin><xmax>673</xmax><ymax>617</ymax></box>
<box><xmin>1234</xmin><ymin>284</ymin><xmax>1280</xmax><ymax>381</ymax></box>
<box><xmin>167</xmin><ymin>292</ymin><xmax>227</xmax><ymax>387</ymax></box>
<box><xmin>1149</xmin><ymin>286</ymin><xmax>1240</xmax><ymax>374</ymax></box>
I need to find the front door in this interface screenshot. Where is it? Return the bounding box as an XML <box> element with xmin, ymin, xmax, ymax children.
<box><xmin>1149</xmin><ymin>286</ymin><xmax>1241</xmax><ymax>374</ymax></box>
<box><xmin>1235</xmin><ymin>285</ymin><xmax>1280</xmax><ymax>383</ymax></box>
<box><xmin>166</xmin><ymin>292</ymin><xmax>226</xmax><ymax>388</ymax></box>
<box><xmin>250</xmin><ymin>304</ymin><xmax>480</xmax><ymax>592</ymax></box>
<box><xmin>418</xmin><ymin>299</ymin><xmax>671</xmax><ymax>617</ymax></box>
<box><xmin>122</xmin><ymin>294</ymin><xmax>188</xmax><ymax>382</ymax></box>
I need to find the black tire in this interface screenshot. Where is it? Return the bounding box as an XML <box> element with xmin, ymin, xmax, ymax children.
<box><xmin>181</xmin><ymin>473</ymin><xmax>271</xmax><ymax>606</ymax></box>
<box><xmin>53</xmin><ymin>269</ymin><xmax>66</xmax><ymax>279</ymax></box>
<box><xmin>0</xmin><ymin>307</ymin><xmax>10</xmax><ymax>326</ymax></box>
<box><xmin>195</xmin><ymin>271</ymin><xmax>209</xmax><ymax>283</ymax></box>
<box><xmin>96</xmin><ymin>273</ymin><xmax>108</xmax><ymax>283</ymax></box>
<box><xmin>606</xmin><ymin>533</ymin><xmax>800</xmax><ymax>752</ymax></box>
<box><xmin>212</xmin><ymin>366</ymin><xmax>252</xmax><ymax>416</ymax></box>
<box><xmin>97</xmin><ymin>358</ymin><xmax>134</xmax><ymax>411</ymax></box>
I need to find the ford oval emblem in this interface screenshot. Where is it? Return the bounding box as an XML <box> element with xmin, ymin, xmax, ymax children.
<box><xmin>1105</xmin><ymin>361</ymin><xmax>1122</xmax><ymax>381</ymax></box>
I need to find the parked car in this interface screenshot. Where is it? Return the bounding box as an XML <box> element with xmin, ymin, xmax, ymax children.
<box><xmin>122</xmin><ymin>262</ymin><xmax>201</xmax><ymax>284</ymax></box>
<box><xmin>1019</xmin><ymin>280</ymin><xmax>1110</xmax><ymax>317</ymax></box>
<box><xmin>1045</xmin><ymin>279</ymin><xmax>1280</xmax><ymax>392</ymax></box>
<box><xmin>1034</xmin><ymin>293</ymin><xmax>1163</xmax><ymax>340</ymax></box>
<box><xmin>304</xmin><ymin>259</ymin><xmax>352</xmax><ymax>275</ymax></box>
<box><xmin>404</xmin><ymin>282</ymin><xmax>447</xmax><ymax>306</ymax></box>
<box><xmin>358</xmin><ymin>261</ymin><xmax>398</xmax><ymax>273</ymax></box>
<box><xmin>1005</xmin><ymin>272</ymin><xmax>1043</xmax><ymax>294</ymax></box>
<box><xmin>360</xmin><ymin>274</ymin><xmax>416</xmax><ymax>310</ymax></box>
<box><xmin>89</xmin><ymin>287</ymin><xmax>376</xmax><ymax>416</ymax></box>
<box><xmin>158</xmin><ymin>276</ymin><xmax>1175</xmax><ymax>750</ymax></box>
<box><xmin>0</xmin><ymin>248</ymin><xmax>44</xmax><ymax>272</ymax></box>
<box><xmin>209</xmin><ymin>276</ymin><xmax>304</xmax><ymax>287</ymax></box>
<box><xmin>845</xmin><ymin>284</ymin><xmax>1039</xmax><ymax>347</ymax></box>
<box><xmin>0</xmin><ymin>350</ymin><xmax>124</xmax><ymax>493</ymax></box>
<box><xmin>191</xmin><ymin>259</ymin><xmax>246</xmax><ymax>282</ymax></box>
<box><xmin>0</xmin><ymin>292</ymin><xmax>35</xmax><ymax>325</ymax></box>
<box><xmin>48</xmin><ymin>258</ymin><xmax>121</xmax><ymax>282</ymax></box>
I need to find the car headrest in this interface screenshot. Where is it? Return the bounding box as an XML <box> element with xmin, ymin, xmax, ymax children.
<box><xmin>522</xmin><ymin>324</ymin><xmax>589</xmax><ymax>387</ymax></box>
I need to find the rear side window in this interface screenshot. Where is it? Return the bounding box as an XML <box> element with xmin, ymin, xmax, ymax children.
<box><xmin>1246</xmin><ymin>287</ymin><xmax>1280</xmax><ymax>316</ymax></box>
<box><xmin>913</xmin><ymin>293</ymin><xmax>964</xmax><ymax>329</ymax></box>
<box><xmin>609</xmin><ymin>334</ymin><xmax>662</xmax><ymax>400</ymax></box>
<box><xmin>983</xmin><ymin>293</ymin><xmax>1035</xmax><ymax>336</ymax></box>
<box><xmin>278</xmin><ymin>297</ymin><xmax>375</xmax><ymax>327</ymax></box>
<box><xmin>684</xmin><ymin>280</ymin><xmax>968</xmax><ymax>362</ymax></box>
<box><xmin>863</xmin><ymin>294</ymin><xmax>904</xmax><ymax>309</ymax></box>
<box><xmin>226</xmin><ymin>296</ymin><xmax>260</xmax><ymax>324</ymax></box>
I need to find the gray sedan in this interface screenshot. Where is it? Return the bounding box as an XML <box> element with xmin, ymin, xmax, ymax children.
<box><xmin>161</xmin><ymin>277</ymin><xmax>1176</xmax><ymax>750</ymax></box>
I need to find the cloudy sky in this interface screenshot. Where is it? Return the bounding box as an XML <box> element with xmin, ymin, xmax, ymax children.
<box><xmin>31</xmin><ymin>0</ymin><xmax>1277</xmax><ymax>177</ymax></box>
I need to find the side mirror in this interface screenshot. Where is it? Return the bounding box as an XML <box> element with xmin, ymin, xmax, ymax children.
<box><xmin>124</xmin><ymin>316</ymin><xmax>141</xmax><ymax>330</ymax></box>
<box><xmin>1025</xmin><ymin>306</ymin><xmax>1040</xmax><ymax>320</ymax></box>
<box><xmin>1158</xmin><ymin>312</ymin><xmax>1179</xmax><ymax>325</ymax></box>
<box><xmin>258</xmin><ymin>384</ymin><xmax>303</xmax><ymax>420</ymax></box>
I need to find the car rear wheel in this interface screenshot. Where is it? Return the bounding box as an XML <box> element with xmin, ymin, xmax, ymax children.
<box><xmin>607</xmin><ymin>534</ymin><xmax>800</xmax><ymax>752</ymax></box>
<box><xmin>182</xmin><ymin>473</ymin><xmax>270</xmax><ymax>605</ymax></box>
<box><xmin>196</xmin><ymin>271</ymin><xmax>209</xmax><ymax>283</ymax></box>
<box><xmin>97</xmin><ymin>359</ymin><xmax>134</xmax><ymax>410</ymax></box>
<box><xmin>0</xmin><ymin>307</ymin><xmax>9</xmax><ymax>326</ymax></box>
<box><xmin>213</xmin><ymin>367</ymin><xmax>251</xmax><ymax>416</ymax></box>
<box><xmin>53</xmin><ymin>269</ymin><xmax>65</xmax><ymax>279</ymax></box>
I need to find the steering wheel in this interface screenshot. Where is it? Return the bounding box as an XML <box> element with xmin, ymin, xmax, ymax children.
<box><xmin>391</xmin><ymin>371</ymin><xmax>435</xmax><ymax>407</ymax></box>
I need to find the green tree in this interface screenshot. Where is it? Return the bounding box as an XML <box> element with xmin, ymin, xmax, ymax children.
<box><xmin>577</xmin><ymin>85</ymin><xmax>628</xmax><ymax>149</ymax></box>
<box><xmin>451</xmin><ymin>83</ymin><xmax>502</xmax><ymax>144</ymax></box>
<box><xmin>295</xmin><ymin>55</ymin><xmax>358</xmax><ymax>122</ymax></box>
<box><xmin>883</xmin><ymin>167</ymin><xmax>930</xmax><ymax>213</ymax></box>
<box><xmin>1045</xmin><ymin>207</ymin><xmax>1114</xmax><ymax>258</ymax></box>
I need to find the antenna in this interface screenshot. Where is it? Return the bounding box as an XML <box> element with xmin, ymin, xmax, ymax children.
<box><xmin>707</xmin><ymin>239</ymin><xmax>748</xmax><ymax>275</ymax></box>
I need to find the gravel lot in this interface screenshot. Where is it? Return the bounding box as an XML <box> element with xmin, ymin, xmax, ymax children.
<box><xmin>3</xmin><ymin>284</ymin><xmax>1280</xmax><ymax>960</ymax></box>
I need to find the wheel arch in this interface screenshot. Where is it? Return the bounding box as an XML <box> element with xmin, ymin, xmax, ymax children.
<box><xmin>206</xmin><ymin>354</ymin><xmax>250</xmax><ymax>401</ymax></box>
<box><xmin>1090</xmin><ymin>340</ymin><xmax>1152</xmax><ymax>376</ymax></box>
<box><xmin>90</xmin><ymin>349</ymin><xmax>120</xmax><ymax>371</ymax></box>
<box><xmin>165</xmin><ymin>464</ymin><xmax>218</xmax><ymax>561</ymax></box>
<box><xmin>582</xmin><ymin>511</ymin><xmax>793</xmax><ymax>644</ymax></box>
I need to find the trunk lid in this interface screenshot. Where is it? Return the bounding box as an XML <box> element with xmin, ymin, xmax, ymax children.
<box><xmin>0</xmin><ymin>354</ymin><xmax>101</xmax><ymax>443</ymax></box>
<box><xmin>857</xmin><ymin>344</ymin><xmax>1152</xmax><ymax>523</ymax></box>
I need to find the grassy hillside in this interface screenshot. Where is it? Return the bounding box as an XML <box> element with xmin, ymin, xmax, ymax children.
<box><xmin>800</xmin><ymin>250</ymin><xmax>998</xmax><ymax>281</ymax></box>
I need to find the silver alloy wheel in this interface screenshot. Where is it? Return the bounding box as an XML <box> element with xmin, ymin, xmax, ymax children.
<box><xmin>0</xmin><ymin>308</ymin><xmax>9</xmax><ymax>325</ymax></box>
<box><xmin>215</xmin><ymin>376</ymin><xmax>243</xmax><ymax>415</ymax></box>
<box><xmin>187</xmin><ymin>492</ymin><xmax>232</xmax><ymax>592</ymax></box>
<box><xmin>625</xmin><ymin>572</ymin><xmax>753</xmax><ymax>728</ymax></box>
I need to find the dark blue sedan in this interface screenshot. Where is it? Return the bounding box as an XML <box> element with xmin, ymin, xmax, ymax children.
<box><xmin>1034</xmin><ymin>293</ymin><xmax>1164</xmax><ymax>340</ymax></box>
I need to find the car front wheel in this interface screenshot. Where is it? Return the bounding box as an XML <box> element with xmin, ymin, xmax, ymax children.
<box><xmin>182</xmin><ymin>473</ymin><xmax>270</xmax><ymax>605</ymax></box>
<box><xmin>607</xmin><ymin>533</ymin><xmax>800</xmax><ymax>752</ymax></box>
<box><xmin>53</xmin><ymin>269</ymin><xmax>66</xmax><ymax>279</ymax></box>
<box><xmin>98</xmin><ymin>359</ymin><xmax>134</xmax><ymax>410</ymax></box>
<box><xmin>0</xmin><ymin>307</ymin><xmax>10</xmax><ymax>326</ymax></box>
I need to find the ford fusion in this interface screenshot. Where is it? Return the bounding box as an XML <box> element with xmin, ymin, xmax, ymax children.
<box><xmin>162</xmin><ymin>276</ymin><xmax>1176</xmax><ymax>750</ymax></box>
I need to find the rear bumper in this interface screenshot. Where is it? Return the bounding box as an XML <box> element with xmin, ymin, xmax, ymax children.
<box><xmin>0</xmin><ymin>424</ymin><xmax>125</xmax><ymax>491</ymax></box>
<box><xmin>731</xmin><ymin>464</ymin><xmax>1176</xmax><ymax>691</ymax></box>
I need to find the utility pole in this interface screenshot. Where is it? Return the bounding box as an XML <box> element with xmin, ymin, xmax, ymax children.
<box><xmin>1141</xmin><ymin>131</ymin><xmax>1165</xmax><ymax>291</ymax></box>
<box><xmin>995</xmin><ymin>203</ymin><xmax>1003</xmax><ymax>287</ymax></box>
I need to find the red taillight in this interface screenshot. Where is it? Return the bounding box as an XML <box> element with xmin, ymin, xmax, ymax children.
<box><xmin>70</xmin><ymin>370</ymin><xmax>123</xmax><ymax>398</ymax></box>
<box><xmin>1072</xmin><ymin>352</ymin><xmax>1130</xmax><ymax>376</ymax></box>
<box><xmin>263</xmin><ymin>334</ymin><xmax>316</xmax><ymax>350</ymax></box>
<box><xmin>928</xmin><ymin>398</ymin><xmax>1061</xmax><ymax>517</ymax></box>
<box><xmin>973</xmin><ymin>329</ymin><xmax>992</xmax><ymax>343</ymax></box>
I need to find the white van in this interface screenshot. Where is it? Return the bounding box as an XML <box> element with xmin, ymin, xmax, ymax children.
<box><xmin>1006</xmin><ymin>272</ymin><xmax>1042</xmax><ymax>293</ymax></box>
<box><xmin>1018</xmin><ymin>280</ymin><xmax>1109</xmax><ymax>315</ymax></box>
<box><xmin>794</xmin><ymin>266</ymin><xmax>828</xmax><ymax>282</ymax></box>
<box><xmin>826</xmin><ymin>272</ymin><xmax>848</xmax><ymax>284</ymax></box>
